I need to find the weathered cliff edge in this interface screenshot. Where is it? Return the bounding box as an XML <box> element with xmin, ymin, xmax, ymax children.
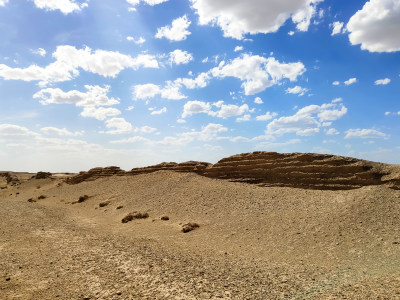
<box><xmin>65</xmin><ymin>152</ymin><xmax>400</xmax><ymax>190</ymax></box>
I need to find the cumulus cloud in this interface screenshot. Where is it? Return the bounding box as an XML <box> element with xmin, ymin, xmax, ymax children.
<box><xmin>32</xmin><ymin>48</ymin><xmax>47</xmax><ymax>57</ymax></box>
<box><xmin>254</xmin><ymin>97</ymin><xmax>263</xmax><ymax>104</ymax></box>
<box><xmin>34</xmin><ymin>85</ymin><xmax>119</xmax><ymax>107</ymax></box>
<box><xmin>0</xmin><ymin>0</ymin><xmax>9</xmax><ymax>6</ymax></box>
<box><xmin>286</xmin><ymin>85</ymin><xmax>308</xmax><ymax>96</ymax></box>
<box><xmin>331</xmin><ymin>21</ymin><xmax>344</xmax><ymax>35</ymax></box>
<box><xmin>104</xmin><ymin>118</ymin><xmax>133</xmax><ymax>134</ymax></box>
<box><xmin>347</xmin><ymin>0</ymin><xmax>400</xmax><ymax>52</ymax></box>
<box><xmin>344</xmin><ymin>77</ymin><xmax>357</xmax><ymax>85</ymax></box>
<box><xmin>155</xmin><ymin>15</ymin><xmax>191</xmax><ymax>41</ymax></box>
<box><xmin>127</xmin><ymin>0</ymin><xmax>169</xmax><ymax>10</ymax></box>
<box><xmin>0</xmin><ymin>124</ymin><xmax>38</xmax><ymax>138</ymax></box>
<box><xmin>256</xmin><ymin>112</ymin><xmax>278</xmax><ymax>121</ymax></box>
<box><xmin>0</xmin><ymin>45</ymin><xmax>158</xmax><ymax>86</ymax></box>
<box><xmin>374</xmin><ymin>78</ymin><xmax>391</xmax><ymax>85</ymax></box>
<box><xmin>174</xmin><ymin>72</ymin><xmax>211</xmax><ymax>89</ymax></box>
<box><xmin>182</xmin><ymin>100</ymin><xmax>212</xmax><ymax>118</ymax></box>
<box><xmin>180</xmin><ymin>123</ymin><xmax>228</xmax><ymax>141</ymax></box>
<box><xmin>332</xmin><ymin>81</ymin><xmax>340</xmax><ymax>86</ymax></box>
<box><xmin>236</xmin><ymin>114</ymin><xmax>251</xmax><ymax>122</ymax></box>
<box><xmin>32</xmin><ymin>0</ymin><xmax>88</xmax><ymax>14</ymax></box>
<box><xmin>182</xmin><ymin>100</ymin><xmax>250</xmax><ymax>119</ymax></box>
<box><xmin>234</xmin><ymin>46</ymin><xmax>243</xmax><ymax>52</ymax></box>
<box><xmin>344</xmin><ymin>128</ymin><xmax>387</xmax><ymax>139</ymax></box>
<box><xmin>132</xmin><ymin>83</ymin><xmax>186</xmax><ymax>100</ymax></box>
<box><xmin>211</xmin><ymin>54</ymin><xmax>305</xmax><ymax>95</ymax></box>
<box><xmin>126</xmin><ymin>36</ymin><xmax>146</xmax><ymax>44</ymax></box>
<box><xmin>40</xmin><ymin>127</ymin><xmax>84</xmax><ymax>136</ymax></box>
<box><xmin>80</xmin><ymin>107</ymin><xmax>121</xmax><ymax>120</ymax></box>
<box><xmin>190</xmin><ymin>0</ymin><xmax>323</xmax><ymax>40</ymax></box>
<box><xmin>169</xmin><ymin>49</ymin><xmax>193</xmax><ymax>65</ymax></box>
<box><xmin>326</xmin><ymin>128</ymin><xmax>339</xmax><ymax>135</ymax></box>
<box><xmin>150</xmin><ymin>107</ymin><xmax>167</xmax><ymax>115</ymax></box>
<box><xmin>266</xmin><ymin>100</ymin><xmax>347</xmax><ymax>136</ymax></box>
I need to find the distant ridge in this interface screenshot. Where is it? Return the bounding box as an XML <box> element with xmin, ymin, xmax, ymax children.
<box><xmin>65</xmin><ymin>152</ymin><xmax>400</xmax><ymax>190</ymax></box>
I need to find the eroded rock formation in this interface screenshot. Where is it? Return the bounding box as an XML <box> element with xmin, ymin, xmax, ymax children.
<box><xmin>65</xmin><ymin>152</ymin><xmax>400</xmax><ymax>190</ymax></box>
<box><xmin>0</xmin><ymin>172</ymin><xmax>20</xmax><ymax>185</ymax></box>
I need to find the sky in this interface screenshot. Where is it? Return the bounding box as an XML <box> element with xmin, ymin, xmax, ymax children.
<box><xmin>0</xmin><ymin>0</ymin><xmax>399</xmax><ymax>172</ymax></box>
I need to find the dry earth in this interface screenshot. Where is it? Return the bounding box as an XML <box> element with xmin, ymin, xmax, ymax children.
<box><xmin>1</xmin><ymin>152</ymin><xmax>400</xmax><ymax>299</ymax></box>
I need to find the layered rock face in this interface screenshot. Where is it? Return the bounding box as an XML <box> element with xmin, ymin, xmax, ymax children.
<box><xmin>201</xmin><ymin>152</ymin><xmax>395</xmax><ymax>190</ymax></box>
<box><xmin>65</xmin><ymin>152</ymin><xmax>399</xmax><ymax>190</ymax></box>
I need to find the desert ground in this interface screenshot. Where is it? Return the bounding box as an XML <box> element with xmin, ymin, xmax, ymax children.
<box><xmin>1</xmin><ymin>152</ymin><xmax>400</xmax><ymax>299</ymax></box>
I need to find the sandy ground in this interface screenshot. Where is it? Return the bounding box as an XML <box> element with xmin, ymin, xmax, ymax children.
<box><xmin>1</xmin><ymin>171</ymin><xmax>400</xmax><ymax>299</ymax></box>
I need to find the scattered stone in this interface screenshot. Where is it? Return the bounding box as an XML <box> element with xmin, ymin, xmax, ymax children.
<box><xmin>161</xmin><ymin>216</ymin><xmax>170</xmax><ymax>221</ymax></box>
<box><xmin>27</xmin><ymin>198</ymin><xmax>36</xmax><ymax>203</ymax></box>
<box><xmin>5</xmin><ymin>277</ymin><xmax>10</xmax><ymax>281</ymax></box>
<box><xmin>116</xmin><ymin>205</ymin><xmax>123</xmax><ymax>210</ymax></box>
<box><xmin>38</xmin><ymin>195</ymin><xmax>46</xmax><ymax>199</ymax></box>
<box><xmin>99</xmin><ymin>201</ymin><xmax>110</xmax><ymax>207</ymax></box>
<box><xmin>121</xmin><ymin>212</ymin><xmax>149</xmax><ymax>223</ymax></box>
<box><xmin>78</xmin><ymin>195</ymin><xmax>89</xmax><ymax>203</ymax></box>
<box><xmin>182</xmin><ymin>223</ymin><xmax>200</xmax><ymax>233</ymax></box>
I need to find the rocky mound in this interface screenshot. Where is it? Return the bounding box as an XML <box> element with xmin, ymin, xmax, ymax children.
<box><xmin>0</xmin><ymin>172</ymin><xmax>20</xmax><ymax>185</ymax></box>
<box><xmin>31</xmin><ymin>171</ymin><xmax>52</xmax><ymax>179</ymax></box>
<box><xmin>65</xmin><ymin>152</ymin><xmax>400</xmax><ymax>190</ymax></box>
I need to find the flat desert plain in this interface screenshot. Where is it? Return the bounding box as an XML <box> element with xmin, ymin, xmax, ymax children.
<box><xmin>1</xmin><ymin>152</ymin><xmax>400</xmax><ymax>299</ymax></box>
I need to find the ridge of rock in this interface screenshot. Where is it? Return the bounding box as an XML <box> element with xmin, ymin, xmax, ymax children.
<box><xmin>64</xmin><ymin>152</ymin><xmax>400</xmax><ymax>190</ymax></box>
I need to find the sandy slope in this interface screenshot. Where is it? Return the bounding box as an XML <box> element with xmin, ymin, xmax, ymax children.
<box><xmin>1</xmin><ymin>171</ymin><xmax>400</xmax><ymax>299</ymax></box>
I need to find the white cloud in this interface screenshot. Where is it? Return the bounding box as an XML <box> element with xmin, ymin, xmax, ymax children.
<box><xmin>127</xmin><ymin>0</ymin><xmax>169</xmax><ymax>10</ymax></box>
<box><xmin>234</xmin><ymin>46</ymin><xmax>243</xmax><ymax>52</ymax></box>
<box><xmin>255</xmin><ymin>138</ymin><xmax>301</xmax><ymax>150</ymax></box>
<box><xmin>0</xmin><ymin>0</ymin><xmax>9</xmax><ymax>6</ymax></box>
<box><xmin>236</xmin><ymin>114</ymin><xmax>251</xmax><ymax>122</ymax></box>
<box><xmin>32</xmin><ymin>0</ymin><xmax>88</xmax><ymax>14</ymax></box>
<box><xmin>34</xmin><ymin>85</ymin><xmax>119</xmax><ymax>107</ymax></box>
<box><xmin>0</xmin><ymin>124</ymin><xmax>38</xmax><ymax>138</ymax></box>
<box><xmin>175</xmin><ymin>72</ymin><xmax>211</xmax><ymax>89</ymax></box>
<box><xmin>155</xmin><ymin>15</ymin><xmax>191</xmax><ymax>41</ymax></box>
<box><xmin>169</xmin><ymin>49</ymin><xmax>193</xmax><ymax>65</ymax></box>
<box><xmin>374</xmin><ymin>78</ymin><xmax>391</xmax><ymax>85</ymax></box>
<box><xmin>331</xmin><ymin>21</ymin><xmax>344</xmax><ymax>35</ymax></box>
<box><xmin>344</xmin><ymin>128</ymin><xmax>387</xmax><ymax>139</ymax></box>
<box><xmin>0</xmin><ymin>45</ymin><xmax>158</xmax><ymax>86</ymax></box>
<box><xmin>127</xmin><ymin>36</ymin><xmax>146</xmax><ymax>44</ymax></box>
<box><xmin>80</xmin><ymin>107</ymin><xmax>121</xmax><ymax>120</ymax></box>
<box><xmin>32</xmin><ymin>48</ymin><xmax>47</xmax><ymax>57</ymax></box>
<box><xmin>191</xmin><ymin>0</ymin><xmax>323</xmax><ymax>40</ymax></box>
<box><xmin>286</xmin><ymin>85</ymin><xmax>308</xmax><ymax>96</ymax></box>
<box><xmin>150</xmin><ymin>107</ymin><xmax>167</xmax><ymax>115</ymax></box>
<box><xmin>332</xmin><ymin>81</ymin><xmax>340</xmax><ymax>86</ymax></box>
<box><xmin>288</xmin><ymin>31</ymin><xmax>295</xmax><ymax>36</ymax></box>
<box><xmin>136</xmin><ymin>126</ymin><xmax>157</xmax><ymax>133</ymax></box>
<box><xmin>132</xmin><ymin>83</ymin><xmax>186</xmax><ymax>101</ymax></box>
<box><xmin>344</xmin><ymin>77</ymin><xmax>357</xmax><ymax>85</ymax></box>
<box><xmin>256</xmin><ymin>112</ymin><xmax>278</xmax><ymax>121</ymax></box>
<box><xmin>211</xmin><ymin>54</ymin><xmax>305</xmax><ymax>95</ymax></box>
<box><xmin>182</xmin><ymin>100</ymin><xmax>212</xmax><ymax>118</ymax></box>
<box><xmin>40</xmin><ymin>127</ymin><xmax>83</xmax><ymax>137</ymax></box>
<box><xmin>180</xmin><ymin>123</ymin><xmax>228</xmax><ymax>141</ymax></box>
<box><xmin>132</xmin><ymin>84</ymin><xmax>161</xmax><ymax>100</ymax></box>
<box><xmin>254</xmin><ymin>97</ymin><xmax>263</xmax><ymax>104</ymax></box>
<box><xmin>266</xmin><ymin>100</ymin><xmax>347</xmax><ymax>136</ymax></box>
<box><xmin>326</xmin><ymin>128</ymin><xmax>339</xmax><ymax>135</ymax></box>
<box><xmin>52</xmin><ymin>45</ymin><xmax>159</xmax><ymax>77</ymax></box>
<box><xmin>347</xmin><ymin>0</ymin><xmax>400</xmax><ymax>52</ymax></box>
<box><xmin>216</xmin><ymin>103</ymin><xmax>249</xmax><ymax>118</ymax></box>
<box><xmin>104</xmin><ymin>118</ymin><xmax>133</xmax><ymax>134</ymax></box>
<box><xmin>182</xmin><ymin>100</ymin><xmax>250</xmax><ymax>119</ymax></box>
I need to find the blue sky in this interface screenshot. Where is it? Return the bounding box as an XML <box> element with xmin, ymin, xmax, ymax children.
<box><xmin>0</xmin><ymin>0</ymin><xmax>399</xmax><ymax>172</ymax></box>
